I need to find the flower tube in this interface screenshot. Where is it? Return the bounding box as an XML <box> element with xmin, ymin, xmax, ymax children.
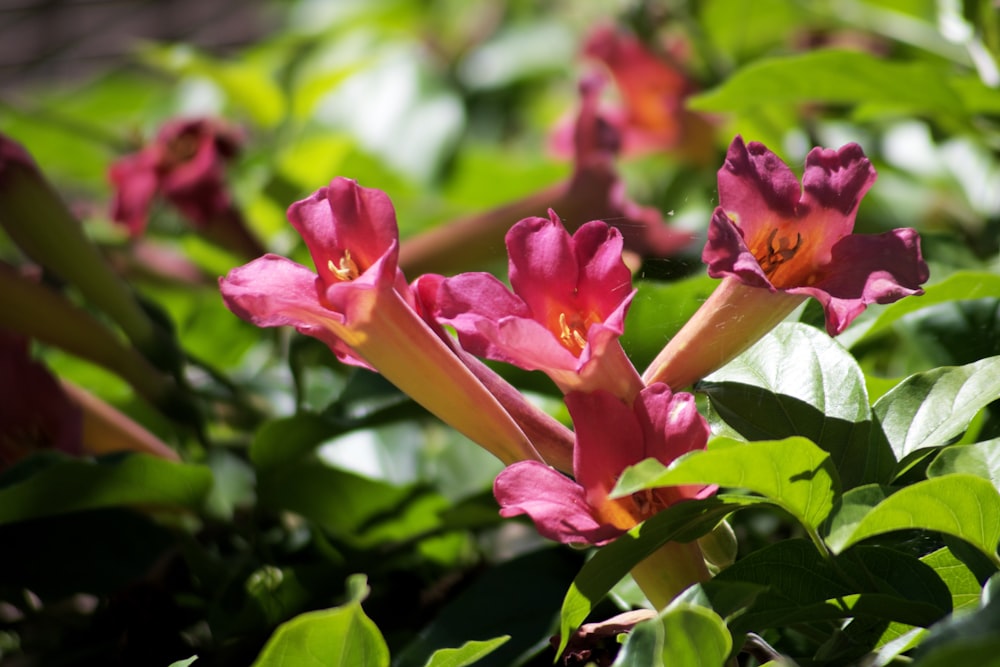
<box><xmin>644</xmin><ymin>136</ymin><xmax>928</xmax><ymax>389</ymax></box>
<box><xmin>220</xmin><ymin>178</ymin><xmax>540</xmax><ymax>466</ymax></box>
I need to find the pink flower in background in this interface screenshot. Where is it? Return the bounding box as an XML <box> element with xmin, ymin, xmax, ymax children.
<box><xmin>493</xmin><ymin>384</ymin><xmax>714</xmax><ymax>546</ymax></box>
<box><xmin>434</xmin><ymin>212</ymin><xmax>643</xmax><ymax>399</ymax></box>
<box><xmin>220</xmin><ymin>178</ymin><xmax>539</xmax><ymax>465</ymax></box>
<box><xmin>706</xmin><ymin>135</ymin><xmax>929</xmax><ymax>335</ymax></box>
<box><xmin>0</xmin><ymin>331</ymin><xmax>82</xmax><ymax>470</ymax></box>
<box><xmin>109</xmin><ymin>118</ymin><xmax>242</xmax><ymax>235</ymax></box>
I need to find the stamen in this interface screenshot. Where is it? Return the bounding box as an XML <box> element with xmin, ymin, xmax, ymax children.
<box><xmin>755</xmin><ymin>229</ymin><xmax>803</xmax><ymax>276</ymax></box>
<box><xmin>327</xmin><ymin>249</ymin><xmax>360</xmax><ymax>281</ymax></box>
<box><xmin>558</xmin><ymin>312</ymin><xmax>588</xmax><ymax>355</ymax></box>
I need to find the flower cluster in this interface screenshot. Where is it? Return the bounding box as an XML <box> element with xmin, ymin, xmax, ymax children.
<box><xmin>219</xmin><ymin>134</ymin><xmax>928</xmax><ymax>605</ymax></box>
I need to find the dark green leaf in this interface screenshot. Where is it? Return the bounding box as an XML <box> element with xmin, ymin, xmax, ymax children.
<box><xmin>913</xmin><ymin>574</ymin><xmax>1000</xmax><ymax>666</ymax></box>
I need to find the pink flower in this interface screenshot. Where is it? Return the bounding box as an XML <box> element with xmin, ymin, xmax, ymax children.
<box><xmin>220</xmin><ymin>178</ymin><xmax>539</xmax><ymax>465</ymax></box>
<box><xmin>493</xmin><ymin>384</ymin><xmax>713</xmax><ymax>546</ymax></box>
<box><xmin>707</xmin><ymin>136</ymin><xmax>928</xmax><ymax>336</ymax></box>
<box><xmin>550</xmin><ymin>25</ymin><xmax>714</xmax><ymax>163</ymax></box>
<box><xmin>109</xmin><ymin>118</ymin><xmax>241</xmax><ymax>235</ymax></box>
<box><xmin>433</xmin><ymin>211</ymin><xmax>643</xmax><ymax>400</ymax></box>
<box><xmin>0</xmin><ymin>331</ymin><xmax>82</xmax><ymax>470</ymax></box>
<box><xmin>643</xmin><ymin>136</ymin><xmax>929</xmax><ymax>390</ymax></box>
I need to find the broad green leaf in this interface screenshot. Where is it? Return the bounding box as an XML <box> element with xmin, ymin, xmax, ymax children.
<box><xmin>423</xmin><ymin>637</ymin><xmax>510</xmax><ymax>667</ymax></box>
<box><xmin>660</xmin><ymin>605</ymin><xmax>732</xmax><ymax>665</ymax></box>
<box><xmin>250</xmin><ymin>414</ymin><xmax>341</xmax><ymax>470</ymax></box>
<box><xmin>688</xmin><ymin>49</ymin><xmax>963</xmax><ymax>117</ymax></box>
<box><xmin>611</xmin><ymin>617</ymin><xmax>663</xmax><ymax>667</ymax></box>
<box><xmin>557</xmin><ymin>498</ymin><xmax>738</xmax><ymax>657</ymax></box>
<box><xmin>828</xmin><ymin>474</ymin><xmax>1000</xmax><ymax>566</ymax></box>
<box><xmin>715</xmin><ymin>540</ymin><xmax>950</xmax><ymax>634</ymax></box>
<box><xmin>698</xmin><ymin>0</ymin><xmax>803</xmax><ymax>61</ymax></box>
<box><xmin>168</xmin><ymin>658</ymin><xmax>198</xmax><ymax>667</ymax></box>
<box><xmin>0</xmin><ymin>454</ymin><xmax>211</xmax><ymax>524</ymax></box>
<box><xmin>921</xmin><ymin>548</ymin><xmax>986</xmax><ymax>614</ymax></box>
<box><xmin>700</xmin><ymin>323</ymin><xmax>893</xmax><ymax>487</ymax></box>
<box><xmin>882</xmin><ymin>298</ymin><xmax>1000</xmax><ymax>368</ymax></box>
<box><xmin>252</xmin><ymin>575</ymin><xmax>388</xmax><ymax>667</ymax></box>
<box><xmin>614</xmin><ymin>437</ymin><xmax>839</xmax><ymax>534</ymax></box>
<box><xmin>873</xmin><ymin>356</ymin><xmax>1000</xmax><ymax>464</ymax></box>
<box><xmin>928</xmin><ymin>439</ymin><xmax>1000</xmax><ymax>492</ymax></box>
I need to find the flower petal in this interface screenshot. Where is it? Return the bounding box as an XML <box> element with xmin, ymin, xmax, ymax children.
<box><xmin>494</xmin><ymin>460</ymin><xmax>623</xmax><ymax>546</ymax></box>
<box><xmin>566</xmin><ymin>390</ymin><xmax>646</xmax><ymax>503</ymax></box>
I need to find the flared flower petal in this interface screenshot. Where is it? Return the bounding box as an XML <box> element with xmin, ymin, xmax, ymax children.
<box><xmin>220</xmin><ymin>178</ymin><xmax>539</xmax><ymax>466</ymax></box>
<box><xmin>706</xmin><ymin>135</ymin><xmax>928</xmax><ymax>335</ymax></box>
<box><xmin>493</xmin><ymin>384</ymin><xmax>712</xmax><ymax>546</ymax></box>
<box><xmin>435</xmin><ymin>212</ymin><xmax>642</xmax><ymax>398</ymax></box>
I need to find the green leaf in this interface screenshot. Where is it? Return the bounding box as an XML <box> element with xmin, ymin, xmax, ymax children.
<box><xmin>714</xmin><ymin>540</ymin><xmax>950</xmax><ymax>634</ymax></box>
<box><xmin>921</xmin><ymin>547</ymin><xmax>987</xmax><ymax>614</ymax></box>
<box><xmin>252</xmin><ymin>575</ymin><xmax>389</xmax><ymax>667</ymax></box>
<box><xmin>250</xmin><ymin>413</ymin><xmax>341</xmax><ymax>470</ymax></box>
<box><xmin>614</xmin><ymin>437</ymin><xmax>839</xmax><ymax>535</ymax></box>
<box><xmin>660</xmin><ymin>605</ymin><xmax>732</xmax><ymax>665</ymax></box>
<box><xmin>422</xmin><ymin>637</ymin><xmax>510</xmax><ymax>667</ymax></box>
<box><xmin>611</xmin><ymin>616</ymin><xmax>663</xmax><ymax>667</ymax></box>
<box><xmin>168</xmin><ymin>658</ymin><xmax>198</xmax><ymax>667</ymax></box>
<box><xmin>700</xmin><ymin>323</ymin><xmax>893</xmax><ymax>488</ymax></box>
<box><xmin>688</xmin><ymin>49</ymin><xmax>963</xmax><ymax>118</ymax></box>
<box><xmin>912</xmin><ymin>574</ymin><xmax>1000</xmax><ymax>667</ymax></box>
<box><xmin>556</xmin><ymin>498</ymin><xmax>740</xmax><ymax>657</ymax></box>
<box><xmin>0</xmin><ymin>453</ymin><xmax>211</xmax><ymax>524</ymax></box>
<box><xmin>928</xmin><ymin>439</ymin><xmax>1000</xmax><ymax>492</ymax></box>
<box><xmin>826</xmin><ymin>474</ymin><xmax>1000</xmax><ymax>566</ymax></box>
<box><xmin>873</xmin><ymin>356</ymin><xmax>1000</xmax><ymax>465</ymax></box>
<box><xmin>852</xmin><ymin>272</ymin><xmax>1000</xmax><ymax>347</ymax></box>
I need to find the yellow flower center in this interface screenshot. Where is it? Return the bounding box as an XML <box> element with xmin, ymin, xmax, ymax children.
<box><xmin>328</xmin><ymin>249</ymin><xmax>360</xmax><ymax>282</ymax></box>
<box><xmin>558</xmin><ymin>312</ymin><xmax>589</xmax><ymax>355</ymax></box>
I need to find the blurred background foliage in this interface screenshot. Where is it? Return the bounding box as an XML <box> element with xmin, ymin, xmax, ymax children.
<box><xmin>1</xmin><ymin>0</ymin><xmax>999</xmax><ymax>665</ymax></box>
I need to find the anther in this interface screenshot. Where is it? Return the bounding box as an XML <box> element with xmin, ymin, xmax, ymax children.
<box><xmin>328</xmin><ymin>249</ymin><xmax>360</xmax><ymax>281</ymax></box>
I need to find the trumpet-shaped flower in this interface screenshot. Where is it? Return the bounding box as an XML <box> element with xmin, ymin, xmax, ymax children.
<box><xmin>493</xmin><ymin>384</ymin><xmax>713</xmax><ymax>546</ymax></box>
<box><xmin>434</xmin><ymin>211</ymin><xmax>643</xmax><ymax>400</ymax></box>
<box><xmin>220</xmin><ymin>178</ymin><xmax>539</xmax><ymax>465</ymax></box>
<box><xmin>644</xmin><ymin>136</ymin><xmax>928</xmax><ymax>389</ymax></box>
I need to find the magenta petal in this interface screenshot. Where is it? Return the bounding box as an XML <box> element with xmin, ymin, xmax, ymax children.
<box><xmin>634</xmin><ymin>385</ymin><xmax>709</xmax><ymax>464</ymax></box>
<box><xmin>507</xmin><ymin>214</ymin><xmax>580</xmax><ymax>313</ymax></box>
<box><xmin>801</xmin><ymin>143</ymin><xmax>876</xmax><ymax>219</ymax></box>
<box><xmin>494</xmin><ymin>461</ymin><xmax>623</xmax><ymax>546</ymax></box>
<box><xmin>573</xmin><ymin>220</ymin><xmax>633</xmax><ymax>317</ymax></box>
<box><xmin>702</xmin><ymin>207</ymin><xmax>774</xmax><ymax>289</ymax></box>
<box><xmin>435</xmin><ymin>272</ymin><xmax>537</xmax><ymax>359</ymax></box>
<box><xmin>790</xmin><ymin>228</ymin><xmax>929</xmax><ymax>335</ymax></box>
<box><xmin>565</xmin><ymin>390</ymin><xmax>646</xmax><ymax>499</ymax></box>
<box><xmin>718</xmin><ymin>136</ymin><xmax>802</xmax><ymax>224</ymax></box>
<box><xmin>219</xmin><ymin>254</ymin><xmax>370</xmax><ymax>368</ymax></box>
<box><xmin>109</xmin><ymin>153</ymin><xmax>160</xmax><ymax>235</ymax></box>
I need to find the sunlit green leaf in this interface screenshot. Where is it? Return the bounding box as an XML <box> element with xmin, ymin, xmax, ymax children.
<box><xmin>873</xmin><ymin>356</ymin><xmax>1000</xmax><ymax>464</ymax></box>
<box><xmin>912</xmin><ymin>575</ymin><xmax>1000</xmax><ymax>667</ymax></box>
<box><xmin>423</xmin><ymin>636</ymin><xmax>510</xmax><ymax>667</ymax></box>
<box><xmin>251</xmin><ymin>575</ymin><xmax>388</xmax><ymax>667</ymax></box>
<box><xmin>928</xmin><ymin>439</ymin><xmax>1000</xmax><ymax>492</ymax></box>
<box><xmin>689</xmin><ymin>49</ymin><xmax>963</xmax><ymax>118</ymax></box>
<box><xmin>614</xmin><ymin>437</ymin><xmax>839</xmax><ymax>534</ymax></box>
<box><xmin>660</xmin><ymin>604</ymin><xmax>732</xmax><ymax>665</ymax></box>
<box><xmin>827</xmin><ymin>474</ymin><xmax>1000</xmax><ymax>566</ymax></box>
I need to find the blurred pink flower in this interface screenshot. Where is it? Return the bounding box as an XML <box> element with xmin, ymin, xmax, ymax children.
<box><xmin>0</xmin><ymin>331</ymin><xmax>82</xmax><ymax>470</ymax></box>
<box><xmin>493</xmin><ymin>384</ymin><xmax>714</xmax><ymax>546</ymax></box>
<box><xmin>434</xmin><ymin>211</ymin><xmax>643</xmax><ymax>399</ymax></box>
<box><xmin>109</xmin><ymin>118</ymin><xmax>241</xmax><ymax>235</ymax></box>
<box><xmin>551</xmin><ymin>25</ymin><xmax>714</xmax><ymax>162</ymax></box>
<box><xmin>220</xmin><ymin>178</ymin><xmax>539</xmax><ymax>465</ymax></box>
